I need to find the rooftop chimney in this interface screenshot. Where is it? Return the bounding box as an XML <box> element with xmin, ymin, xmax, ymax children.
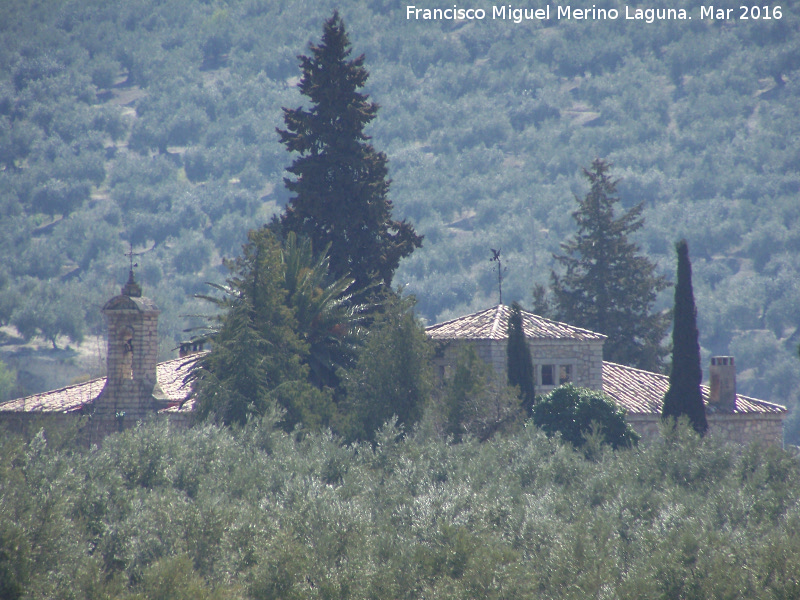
<box><xmin>179</xmin><ymin>341</ymin><xmax>205</xmax><ymax>357</ymax></box>
<box><xmin>709</xmin><ymin>356</ymin><xmax>736</xmax><ymax>412</ymax></box>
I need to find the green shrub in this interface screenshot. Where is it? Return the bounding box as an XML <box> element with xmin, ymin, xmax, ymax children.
<box><xmin>532</xmin><ymin>384</ymin><xmax>640</xmax><ymax>450</ymax></box>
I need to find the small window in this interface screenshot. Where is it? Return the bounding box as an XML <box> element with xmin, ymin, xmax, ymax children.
<box><xmin>541</xmin><ymin>364</ymin><xmax>555</xmax><ymax>386</ymax></box>
<box><xmin>539</xmin><ymin>363</ymin><xmax>573</xmax><ymax>387</ymax></box>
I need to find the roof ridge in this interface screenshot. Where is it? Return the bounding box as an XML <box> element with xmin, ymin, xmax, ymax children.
<box><xmin>426</xmin><ymin>304</ymin><xmax>606</xmax><ymax>341</ymax></box>
<box><xmin>490</xmin><ymin>304</ymin><xmax>505</xmax><ymax>337</ymax></box>
<box><xmin>524</xmin><ymin>311</ymin><xmax>608</xmax><ymax>339</ymax></box>
<box><xmin>424</xmin><ymin>305</ymin><xmax>500</xmax><ymax>331</ymax></box>
<box><xmin>603</xmin><ymin>360</ymin><xmax>666</xmax><ymax>377</ymax></box>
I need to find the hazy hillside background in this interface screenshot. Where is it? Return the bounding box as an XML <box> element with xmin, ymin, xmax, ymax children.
<box><xmin>0</xmin><ymin>0</ymin><xmax>798</xmax><ymax>435</ymax></box>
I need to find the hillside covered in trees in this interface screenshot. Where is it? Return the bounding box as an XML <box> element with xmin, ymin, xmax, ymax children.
<box><xmin>0</xmin><ymin>0</ymin><xmax>798</xmax><ymax>434</ymax></box>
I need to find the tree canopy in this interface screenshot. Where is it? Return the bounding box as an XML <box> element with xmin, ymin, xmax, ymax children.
<box><xmin>3</xmin><ymin>415</ymin><xmax>800</xmax><ymax>599</ymax></box>
<box><xmin>188</xmin><ymin>227</ymin><xmax>363</xmax><ymax>430</ymax></box>
<box><xmin>550</xmin><ymin>159</ymin><xmax>671</xmax><ymax>372</ymax></box>
<box><xmin>532</xmin><ymin>384</ymin><xmax>640</xmax><ymax>450</ymax></box>
<box><xmin>662</xmin><ymin>239</ymin><xmax>708</xmax><ymax>436</ymax></box>
<box><xmin>278</xmin><ymin>11</ymin><xmax>422</xmax><ymax>293</ymax></box>
<box><xmin>188</xmin><ymin>228</ymin><xmax>310</xmax><ymax>427</ymax></box>
<box><xmin>341</xmin><ymin>295</ymin><xmax>433</xmax><ymax>441</ymax></box>
<box><xmin>438</xmin><ymin>344</ymin><xmax>523</xmax><ymax>442</ymax></box>
<box><xmin>0</xmin><ymin>0</ymin><xmax>798</xmax><ymax>436</ymax></box>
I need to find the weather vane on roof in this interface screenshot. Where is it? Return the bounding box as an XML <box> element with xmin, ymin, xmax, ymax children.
<box><xmin>490</xmin><ymin>248</ymin><xmax>507</xmax><ymax>305</ymax></box>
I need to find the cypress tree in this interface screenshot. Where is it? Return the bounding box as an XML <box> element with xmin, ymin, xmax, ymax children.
<box><xmin>278</xmin><ymin>12</ymin><xmax>422</xmax><ymax>293</ymax></box>
<box><xmin>662</xmin><ymin>239</ymin><xmax>707</xmax><ymax>435</ymax></box>
<box><xmin>550</xmin><ymin>159</ymin><xmax>671</xmax><ymax>371</ymax></box>
<box><xmin>507</xmin><ymin>302</ymin><xmax>535</xmax><ymax>414</ymax></box>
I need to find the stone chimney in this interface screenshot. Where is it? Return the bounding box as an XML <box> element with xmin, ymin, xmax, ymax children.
<box><xmin>179</xmin><ymin>340</ymin><xmax>205</xmax><ymax>357</ymax></box>
<box><xmin>709</xmin><ymin>356</ymin><xmax>736</xmax><ymax>412</ymax></box>
<box><xmin>87</xmin><ymin>271</ymin><xmax>166</xmax><ymax>438</ymax></box>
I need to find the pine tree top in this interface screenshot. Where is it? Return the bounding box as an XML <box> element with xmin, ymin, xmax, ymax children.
<box><xmin>550</xmin><ymin>159</ymin><xmax>671</xmax><ymax>371</ymax></box>
<box><xmin>278</xmin><ymin>12</ymin><xmax>421</xmax><ymax>292</ymax></box>
<box><xmin>278</xmin><ymin>11</ymin><xmax>377</xmax><ymax>155</ymax></box>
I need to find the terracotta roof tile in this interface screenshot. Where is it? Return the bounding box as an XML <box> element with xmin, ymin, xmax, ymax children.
<box><xmin>156</xmin><ymin>355</ymin><xmax>198</xmax><ymax>411</ymax></box>
<box><xmin>426</xmin><ymin>304</ymin><xmax>606</xmax><ymax>341</ymax></box>
<box><xmin>0</xmin><ymin>378</ymin><xmax>105</xmax><ymax>413</ymax></box>
<box><xmin>602</xmin><ymin>361</ymin><xmax>787</xmax><ymax>416</ymax></box>
<box><xmin>0</xmin><ymin>355</ymin><xmax>197</xmax><ymax>413</ymax></box>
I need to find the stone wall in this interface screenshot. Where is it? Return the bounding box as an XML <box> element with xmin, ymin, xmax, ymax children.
<box><xmin>94</xmin><ymin>301</ymin><xmax>166</xmax><ymax>431</ymax></box>
<box><xmin>527</xmin><ymin>339</ymin><xmax>605</xmax><ymax>392</ymax></box>
<box><xmin>433</xmin><ymin>338</ymin><xmax>604</xmax><ymax>392</ymax></box>
<box><xmin>627</xmin><ymin>413</ymin><xmax>784</xmax><ymax>446</ymax></box>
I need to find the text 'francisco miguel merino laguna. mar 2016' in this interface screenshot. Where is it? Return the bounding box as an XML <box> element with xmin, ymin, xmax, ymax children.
<box><xmin>405</xmin><ymin>5</ymin><xmax>784</xmax><ymax>24</ymax></box>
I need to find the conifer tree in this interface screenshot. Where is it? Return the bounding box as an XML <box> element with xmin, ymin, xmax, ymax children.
<box><xmin>662</xmin><ymin>239</ymin><xmax>707</xmax><ymax>435</ymax></box>
<box><xmin>278</xmin><ymin>12</ymin><xmax>422</xmax><ymax>292</ymax></box>
<box><xmin>342</xmin><ymin>295</ymin><xmax>433</xmax><ymax>442</ymax></box>
<box><xmin>189</xmin><ymin>229</ymin><xmax>309</xmax><ymax>426</ymax></box>
<box><xmin>441</xmin><ymin>345</ymin><xmax>522</xmax><ymax>442</ymax></box>
<box><xmin>507</xmin><ymin>302</ymin><xmax>535</xmax><ymax>414</ymax></box>
<box><xmin>550</xmin><ymin>159</ymin><xmax>671</xmax><ymax>371</ymax></box>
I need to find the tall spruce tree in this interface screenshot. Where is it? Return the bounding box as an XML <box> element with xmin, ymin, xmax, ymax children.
<box><xmin>662</xmin><ymin>239</ymin><xmax>707</xmax><ymax>435</ymax></box>
<box><xmin>278</xmin><ymin>12</ymin><xmax>422</xmax><ymax>293</ymax></box>
<box><xmin>550</xmin><ymin>159</ymin><xmax>671</xmax><ymax>371</ymax></box>
<box><xmin>507</xmin><ymin>302</ymin><xmax>535</xmax><ymax>414</ymax></box>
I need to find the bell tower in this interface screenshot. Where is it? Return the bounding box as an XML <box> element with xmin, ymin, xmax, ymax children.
<box><xmin>87</xmin><ymin>270</ymin><xmax>166</xmax><ymax>438</ymax></box>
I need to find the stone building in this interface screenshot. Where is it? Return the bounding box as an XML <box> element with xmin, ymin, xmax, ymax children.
<box><xmin>426</xmin><ymin>304</ymin><xmax>787</xmax><ymax>445</ymax></box>
<box><xmin>1</xmin><ymin>293</ymin><xmax>788</xmax><ymax>446</ymax></box>
<box><xmin>0</xmin><ymin>272</ymin><xmax>195</xmax><ymax>443</ymax></box>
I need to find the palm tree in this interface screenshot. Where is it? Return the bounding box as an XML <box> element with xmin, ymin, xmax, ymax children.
<box><xmin>281</xmin><ymin>231</ymin><xmax>369</xmax><ymax>388</ymax></box>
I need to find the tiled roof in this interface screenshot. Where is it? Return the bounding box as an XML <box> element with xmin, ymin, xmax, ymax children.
<box><xmin>0</xmin><ymin>356</ymin><xmax>196</xmax><ymax>414</ymax></box>
<box><xmin>155</xmin><ymin>355</ymin><xmax>199</xmax><ymax>413</ymax></box>
<box><xmin>425</xmin><ymin>304</ymin><xmax>606</xmax><ymax>341</ymax></box>
<box><xmin>0</xmin><ymin>378</ymin><xmax>106</xmax><ymax>413</ymax></box>
<box><xmin>602</xmin><ymin>361</ymin><xmax>787</xmax><ymax>416</ymax></box>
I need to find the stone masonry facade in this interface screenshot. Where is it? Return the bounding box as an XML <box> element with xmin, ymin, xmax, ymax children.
<box><xmin>434</xmin><ymin>338</ymin><xmax>605</xmax><ymax>393</ymax></box>
<box><xmin>426</xmin><ymin>305</ymin><xmax>787</xmax><ymax>446</ymax></box>
<box><xmin>627</xmin><ymin>414</ymin><xmax>785</xmax><ymax>446</ymax></box>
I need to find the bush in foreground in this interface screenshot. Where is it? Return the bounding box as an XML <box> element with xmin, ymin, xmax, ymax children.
<box><xmin>1</xmin><ymin>417</ymin><xmax>799</xmax><ymax>599</ymax></box>
<box><xmin>532</xmin><ymin>383</ymin><xmax>640</xmax><ymax>451</ymax></box>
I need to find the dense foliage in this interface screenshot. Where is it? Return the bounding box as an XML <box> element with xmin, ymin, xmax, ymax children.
<box><xmin>279</xmin><ymin>12</ymin><xmax>422</xmax><ymax>293</ymax></box>
<box><xmin>435</xmin><ymin>344</ymin><xmax>523</xmax><ymax>442</ymax></box>
<box><xmin>549</xmin><ymin>159</ymin><xmax>671</xmax><ymax>371</ymax></box>
<box><xmin>663</xmin><ymin>240</ymin><xmax>708</xmax><ymax>435</ymax></box>
<box><xmin>189</xmin><ymin>228</ymin><xmax>311</xmax><ymax>427</ymax></box>
<box><xmin>532</xmin><ymin>384</ymin><xmax>640</xmax><ymax>451</ymax></box>
<box><xmin>189</xmin><ymin>227</ymin><xmax>362</xmax><ymax>430</ymax></box>
<box><xmin>0</xmin><ymin>0</ymin><xmax>798</xmax><ymax>439</ymax></box>
<box><xmin>340</xmin><ymin>295</ymin><xmax>434</xmax><ymax>441</ymax></box>
<box><xmin>3</xmin><ymin>418</ymin><xmax>800</xmax><ymax>599</ymax></box>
